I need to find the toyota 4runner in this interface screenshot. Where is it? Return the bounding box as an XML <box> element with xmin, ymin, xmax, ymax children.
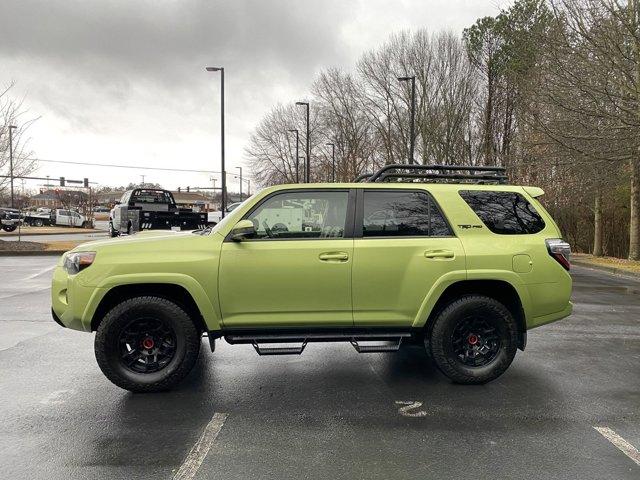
<box><xmin>51</xmin><ymin>165</ymin><xmax>572</xmax><ymax>392</ymax></box>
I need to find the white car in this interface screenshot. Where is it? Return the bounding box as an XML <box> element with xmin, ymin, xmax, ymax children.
<box><xmin>207</xmin><ymin>202</ymin><xmax>243</xmax><ymax>225</ymax></box>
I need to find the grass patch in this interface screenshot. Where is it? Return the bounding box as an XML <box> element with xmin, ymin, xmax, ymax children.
<box><xmin>573</xmin><ymin>253</ymin><xmax>640</xmax><ymax>274</ymax></box>
<box><xmin>43</xmin><ymin>240</ymin><xmax>88</xmax><ymax>251</ymax></box>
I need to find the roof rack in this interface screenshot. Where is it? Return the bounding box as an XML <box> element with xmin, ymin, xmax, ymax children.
<box><xmin>354</xmin><ymin>164</ymin><xmax>508</xmax><ymax>184</ymax></box>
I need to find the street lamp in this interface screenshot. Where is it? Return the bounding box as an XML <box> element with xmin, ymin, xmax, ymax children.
<box><xmin>236</xmin><ymin>166</ymin><xmax>243</xmax><ymax>201</ymax></box>
<box><xmin>295</xmin><ymin>102</ymin><xmax>310</xmax><ymax>182</ymax></box>
<box><xmin>287</xmin><ymin>129</ymin><xmax>300</xmax><ymax>182</ymax></box>
<box><xmin>326</xmin><ymin>143</ymin><xmax>335</xmax><ymax>182</ymax></box>
<box><xmin>397</xmin><ymin>75</ymin><xmax>416</xmax><ymax>164</ymax></box>
<box><xmin>7</xmin><ymin>125</ymin><xmax>17</xmax><ymax>208</ymax></box>
<box><xmin>206</xmin><ymin>66</ymin><xmax>227</xmax><ymax>217</ymax></box>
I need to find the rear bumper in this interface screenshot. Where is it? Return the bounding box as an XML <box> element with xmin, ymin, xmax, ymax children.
<box><xmin>527</xmin><ymin>302</ymin><xmax>573</xmax><ymax>330</ymax></box>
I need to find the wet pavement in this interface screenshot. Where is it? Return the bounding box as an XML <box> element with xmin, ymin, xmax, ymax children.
<box><xmin>0</xmin><ymin>257</ymin><xmax>638</xmax><ymax>479</ymax></box>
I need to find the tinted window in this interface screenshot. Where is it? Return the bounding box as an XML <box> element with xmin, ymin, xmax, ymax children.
<box><xmin>362</xmin><ymin>191</ymin><xmax>452</xmax><ymax>237</ymax></box>
<box><xmin>247</xmin><ymin>191</ymin><xmax>348</xmax><ymax>240</ymax></box>
<box><xmin>132</xmin><ymin>190</ymin><xmax>173</xmax><ymax>204</ymax></box>
<box><xmin>459</xmin><ymin>190</ymin><xmax>545</xmax><ymax>234</ymax></box>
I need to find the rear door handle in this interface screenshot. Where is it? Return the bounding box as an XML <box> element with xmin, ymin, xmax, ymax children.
<box><xmin>319</xmin><ymin>252</ymin><xmax>349</xmax><ymax>262</ymax></box>
<box><xmin>424</xmin><ymin>249</ymin><xmax>455</xmax><ymax>259</ymax></box>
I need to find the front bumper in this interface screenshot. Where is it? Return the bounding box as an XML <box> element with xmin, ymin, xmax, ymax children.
<box><xmin>51</xmin><ymin>264</ymin><xmax>105</xmax><ymax>332</ymax></box>
<box><xmin>1</xmin><ymin>218</ymin><xmax>22</xmax><ymax>226</ymax></box>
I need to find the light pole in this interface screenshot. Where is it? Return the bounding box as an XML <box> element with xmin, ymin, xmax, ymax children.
<box><xmin>236</xmin><ymin>166</ymin><xmax>243</xmax><ymax>201</ymax></box>
<box><xmin>299</xmin><ymin>156</ymin><xmax>305</xmax><ymax>182</ymax></box>
<box><xmin>326</xmin><ymin>143</ymin><xmax>335</xmax><ymax>182</ymax></box>
<box><xmin>206</xmin><ymin>66</ymin><xmax>227</xmax><ymax>217</ymax></box>
<box><xmin>295</xmin><ymin>102</ymin><xmax>310</xmax><ymax>182</ymax></box>
<box><xmin>287</xmin><ymin>129</ymin><xmax>300</xmax><ymax>182</ymax></box>
<box><xmin>397</xmin><ymin>75</ymin><xmax>416</xmax><ymax>164</ymax></box>
<box><xmin>7</xmin><ymin>125</ymin><xmax>17</xmax><ymax>207</ymax></box>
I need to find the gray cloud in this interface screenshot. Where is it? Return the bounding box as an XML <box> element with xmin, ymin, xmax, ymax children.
<box><xmin>0</xmin><ymin>0</ymin><xmax>503</xmax><ymax>188</ymax></box>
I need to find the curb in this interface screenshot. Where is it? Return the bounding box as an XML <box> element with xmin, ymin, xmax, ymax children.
<box><xmin>0</xmin><ymin>229</ymin><xmax>102</xmax><ymax>237</ymax></box>
<box><xmin>572</xmin><ymin>259</ymin><xmax>640</xmax><ymax>280</ymax></box>
<box><xmin>0</xmin><ymin>250</ymin><xmax>65</xmax><ymax>257</ymax></box>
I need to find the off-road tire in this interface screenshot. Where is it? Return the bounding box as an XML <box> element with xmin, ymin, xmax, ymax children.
<box><xmin>2</xmin><ymin>224</ymin><xmax>17</xmax><ymax>232</ymax></box>
<box><xmin>95</xmin><ymin>296</ymin><xmax>201</xmax><ymax>393</ymax></box>
<box><xmin>428</xmin><ymin>295</ymin><xmax>518</xmax><ymax>385</ymax></box>
<box><xmin>108</xmin><ymin>221</ymin><xmax>118</xmax><ymax>237</ymax></box>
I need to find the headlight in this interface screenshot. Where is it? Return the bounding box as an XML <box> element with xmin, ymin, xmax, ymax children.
<box><xmin>63</xmin><ymin>251</ymin><xmax>96</xmax><ymax>275</ymax></box>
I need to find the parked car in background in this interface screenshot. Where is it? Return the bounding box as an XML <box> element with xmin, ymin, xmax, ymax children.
<box><xmin>0</xmin><ymin>207</ymin><xmax>23</xmax><ymax>232</ymax></box>
<box><xmin>109</xmin><ymin>188</ymin><xmax>208</xmax><ymax>237</ymax></box>
<box><xmin>94</xmin><ymin>206</ymin><xmax>110</xmax><ymax>213</ymax></box>
<box><xmin>24</xmin><ymin>208</ymin><xmax>92</xmax><ymax>228</ymax></box>
<box><xmin>207</xmin><ymin>201</ymin><xmax>244</xmax><ymax>224</ymax></box>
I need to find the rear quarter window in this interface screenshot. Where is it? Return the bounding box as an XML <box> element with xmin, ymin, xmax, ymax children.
<box><xmin>459</xmin><ymin>190</ymin><xmax>545</xmax><ymax>235</ymax></box>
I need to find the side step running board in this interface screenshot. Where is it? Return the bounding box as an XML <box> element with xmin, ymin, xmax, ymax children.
<box><xmin>252</xmin><ymin>341</ymin><xmax>307</xmax><ymax>356</ymax></box>
<box><xmin>220</xmin><ymin>328</ymin><xmax>413</xmax><ymax>356</ymax></box>
<box><xmin>350</xmin><ymin>338</ymin><xmax>403</xmax><ymax>353</ymax></box>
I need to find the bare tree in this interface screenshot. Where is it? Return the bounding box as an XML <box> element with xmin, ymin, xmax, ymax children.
<box><xmin>536</xmin><ymin>0</ymin><xmax>640</xmax><ymax>260</ymax></box>
<box><xmin>0</xmin><ymin>83</ymin><xmax>38</xmax><ymax>202</ymax></box>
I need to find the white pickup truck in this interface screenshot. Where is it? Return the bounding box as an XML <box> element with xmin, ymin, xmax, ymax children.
<box><xmin>24</xmin><ymin>208</ymin><xmax>92</xmax><ymax>228</ymax></box>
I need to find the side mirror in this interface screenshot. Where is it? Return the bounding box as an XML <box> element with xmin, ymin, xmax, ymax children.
<box><xmin>230</xmin><ymin>219</ymin><xmax>256</xmax><ymax>241</ymax></box>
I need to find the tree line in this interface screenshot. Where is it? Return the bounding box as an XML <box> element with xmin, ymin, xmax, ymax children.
<box><xmin>245</xmin><ymin>0</ymin><xmax>640</xmax><ymax>261</ymax></box>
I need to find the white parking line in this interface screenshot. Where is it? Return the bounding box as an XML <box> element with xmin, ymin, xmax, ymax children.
<box><xmin>594</xmin><ymin>426</ymin><xmax>640</xmax><ymax>467</ymax></box>
<box><xmin>395</xmin><ymin>400</ymin><xmax>427</xmax><ymax>417</ymax></box>
<box><xmin>173</xmin><ymin>412</ymin><xmax>228</xmax><ymax>480</ymax></box>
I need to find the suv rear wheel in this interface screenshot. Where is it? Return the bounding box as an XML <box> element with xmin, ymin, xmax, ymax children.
<box><xmin>428</xmin><ymin>295</ymin><xmax>518</xmax><ymax>384</ymax></box>
<box><xmin>95</xmin><ymin>296</ymin><xmax>201</xmax><ymax>392</ymax></box>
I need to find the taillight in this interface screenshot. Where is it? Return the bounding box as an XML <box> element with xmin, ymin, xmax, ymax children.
<box><xmin>546</xmin><ymin>239</ymin><xmax>571</xmax><ymax>271</ymax></box>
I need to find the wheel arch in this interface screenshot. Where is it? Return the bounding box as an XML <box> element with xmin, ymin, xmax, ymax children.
<box><xmin>418</xmin><ymin>279</ymin><xmax>528</xmax><ymax>351</ymax></box>
<box><xmin>90</xmin><ymin>283</ymin><xmax>212</xmax><ymax>334</ymax></box>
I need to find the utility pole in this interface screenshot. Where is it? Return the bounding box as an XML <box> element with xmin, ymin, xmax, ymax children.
<box><xmin>295</xmin><ymin>102</ymin><xmax>310</xmax><ymax>182</ymax></box>
<box><xmin>397</xmin><ymin>76</ymin><xmax>416</xmax><ymax>164</ymax></box>
<box><xmin>8</xmin><ymin>125</ymin><xmax>17</xmax><ymax>207</ymax></box>
<box><xmin>206</xmin><ymin>66</ymin><xmax>227</xmax><ymax>217</ymax></box>
<box><xmin>288</xmin><ymin>129</ymin><xmax>300</xmax><ymax>182</ymax></box>
<box><xmin>299</xmin><ymin>156</ymin><xmax>305</xmax><ymax>183</ymax></box>
<box><xmin>236</xmin><ymin>166</ymin><xmax>243</xmax><ymax>201</ymax></box>
<box><xmin>326</xmin><ymin>143</ymin><xmax>335</xmax><ymax>182</ymax></box>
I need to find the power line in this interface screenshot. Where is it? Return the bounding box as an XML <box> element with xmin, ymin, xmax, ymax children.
<box><xmin>34</xmin><ymin>158</ymin><xmax>222</xmax><ymax>174</ymax></box>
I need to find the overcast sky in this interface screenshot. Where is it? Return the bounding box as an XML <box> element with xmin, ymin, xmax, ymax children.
<box><xmin>1</xmin><ymin>0</ymin><xmax>508</xmax><ymax>193</ymax></box>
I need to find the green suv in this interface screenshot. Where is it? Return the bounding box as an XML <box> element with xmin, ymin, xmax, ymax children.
<box><xmin>51</xmin><ymin>166</ymin><xmax>572</xmax><ymax>392</ymax></box>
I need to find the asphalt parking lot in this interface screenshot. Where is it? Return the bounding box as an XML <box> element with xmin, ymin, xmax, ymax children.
<box><xmin>0</xmin><ymin>257</ymin><xmax>638</xmax><ymax>480</ymax></box>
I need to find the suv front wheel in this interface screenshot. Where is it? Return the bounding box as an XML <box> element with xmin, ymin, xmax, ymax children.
<box><xmin>428</xmin><ymin>295</ymin><xmax>518</xmax><ymax>384</ymax></box>
<box><xmin>95</xmin><ymin>296</ymin><xmax>201</xmax><ymax>392</ymax></box>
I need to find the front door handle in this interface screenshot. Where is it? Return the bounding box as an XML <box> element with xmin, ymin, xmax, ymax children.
<box><xmin>424</xmin><ymin>249</ymin><xmax>455</xmax><ymax>259</ymax></box>
<box><xmin>319</xmin><ymin>252</ymin><xmax>349</xmax><ymax>262</ymax></box>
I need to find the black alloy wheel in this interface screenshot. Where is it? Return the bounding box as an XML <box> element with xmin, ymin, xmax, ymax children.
<box><xmin>428</xmin><ymin>295</ymin><xmax>518</xmax><ymax>384</ymax></box>
<box><xmin>451</xmin><ymin>316</ymin><xmax>501</xmax><ymax>367</ymax></box>
<box><xmin>95</xmin><ymin>296</ymin><xmax>201</xmax><ymax>392</ymax></box>
<box><xmin>118</xmin><ymin>318</ymin><xmax>177</xmax><ymax>374</ymax></box>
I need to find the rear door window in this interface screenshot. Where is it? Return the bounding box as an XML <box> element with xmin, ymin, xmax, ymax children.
<box><xmin>361</xmin><ymin>190</ymin><xmax>452</xmax><ymax>237</ymax></box>
<box><xmin>459</xmin><ymin>190</ymin><xmax>545</xmax><ymax>234</ymax></box>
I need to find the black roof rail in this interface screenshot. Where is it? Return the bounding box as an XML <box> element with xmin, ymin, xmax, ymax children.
<box><xmin>354</xmin><ymin>164</ymin><xmax>508</xmax><ymax>184</ymax></box>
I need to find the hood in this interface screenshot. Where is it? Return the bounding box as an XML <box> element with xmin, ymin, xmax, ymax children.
<box><xmin>72</xmin><ymin>230</ymin><xmax>201</xmax><ymax>253</ymax></box>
